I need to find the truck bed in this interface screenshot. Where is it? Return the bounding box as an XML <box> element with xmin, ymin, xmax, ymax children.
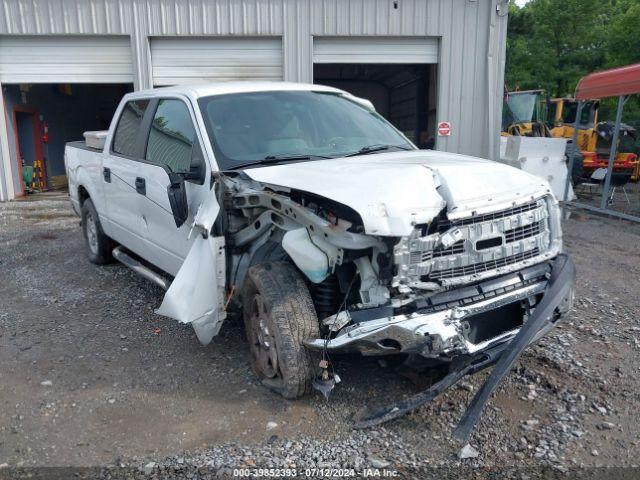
<box><xmin>66</xmin><ymin>140</ymin><xmax>102</xmax><ymax>154</ymax></box>
<box><xmin>64</xmin><ymin>140</ymin><xmax>105</xmax><ymax>217</ymax></box>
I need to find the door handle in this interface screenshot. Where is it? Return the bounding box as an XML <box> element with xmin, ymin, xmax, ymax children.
<box><xmin>135</xmin><ymin>177</ymin><xmax>146</xmax><ymax>195</ymax></box>
<box><xmin>103</xmin><ymin>167</ymin><xmax>111</xmax><ymax>183</ymax></box>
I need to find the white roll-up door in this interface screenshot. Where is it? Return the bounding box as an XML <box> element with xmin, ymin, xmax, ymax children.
<box><xmin>313</xmin><ymin>37</ymin><xmax>438</xmax><ymax>64</ymax></box>
<box><xmin>0</xmin><ymin>36</ymin><xmax>133</xmax><ymax>83</ymax></box>
<box><xmin>151</xmin><ymin>37</ymin><xmax>283</xmax><ymax>86</ymax></box>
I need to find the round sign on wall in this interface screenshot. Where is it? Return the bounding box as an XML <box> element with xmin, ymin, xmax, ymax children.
<box><xmin>437</xmin><ymin>121</ymin><xmax>452</xmax><ymax>136</ymax></box>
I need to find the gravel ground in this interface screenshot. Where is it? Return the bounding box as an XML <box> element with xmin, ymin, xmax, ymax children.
<box><xmin>1</xmin><ymin>192</ymin><xmax>640</xmax><ymax>478</ymax></box>
<box><xmin>574</xmin><ymin>181</ymin><xmax>640</xmax><ymax>218</ymax></box>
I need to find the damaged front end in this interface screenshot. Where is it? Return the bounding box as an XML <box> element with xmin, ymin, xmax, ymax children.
<box><xmin>160</xmin><ymin>167</ymin><xmax>574</xmax><ymax>439</ymax></box>
<box><xmin>200</xmin><ymin>170</ymin><xmax>572</xmax><ymax>365</ymax></box>
<box><xmin>303</xmin><ymin>194</ymin><xmax>569</xmax><ymax>360</ymax></box>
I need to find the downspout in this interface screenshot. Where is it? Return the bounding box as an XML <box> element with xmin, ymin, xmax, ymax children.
<box><xmin>130</xmin><ymin>1</ymin><xmax>153</xmax><ymax>90</ymax></box>
<box><xmin>488</xmin><ymin>0</ymin><xmax>509</xmax><ymax>160</ymax></box>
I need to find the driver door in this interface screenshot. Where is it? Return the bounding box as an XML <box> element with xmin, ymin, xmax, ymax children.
<box><xmin>135</xmin><ymin>96</ymin><xmax>211</xmax><ymax>276</ymax></box>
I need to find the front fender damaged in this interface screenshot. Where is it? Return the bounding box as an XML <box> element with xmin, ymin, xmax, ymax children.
<box><xmin>156</xmin><ymin>233</ymin><xmax>226</xmax><ymax>346</ymax></box>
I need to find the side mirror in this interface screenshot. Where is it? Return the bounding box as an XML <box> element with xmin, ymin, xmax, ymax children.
<box><xmin>183</xmin><ymin>142</ymin><xmax>206</xmax><ymax>185</ymax></box>
<box><xmin>167</xmin><ymin>174</ymin><xmax>189</xmax><ymax>228</ymax></box>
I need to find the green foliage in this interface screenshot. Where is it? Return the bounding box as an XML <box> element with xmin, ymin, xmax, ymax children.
<box><xmin>506</xmin><ymin>0</ymin><xmax>640</xmax><ymax>101</ymax></box>
<box><xmin>606</xmin><ymin>0</ymin><xmax>640</xmax><ymax>67</ymax></box>
<box><xmin>506</xmin><ymin>0</ymin><xmax>640</xmax><ymax>143</ymax></box>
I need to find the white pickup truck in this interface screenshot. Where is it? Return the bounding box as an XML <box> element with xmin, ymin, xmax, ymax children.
<box><xmin>65</xmin><ymin>82</ymin><xmax>574</xmax><ymax>434</ymax></box>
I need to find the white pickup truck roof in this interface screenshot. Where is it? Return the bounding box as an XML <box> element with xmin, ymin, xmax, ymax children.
<box><xmin>127</xmin><ymin>81</ymin><xmax>343</xmax><ymax>100</ymax></box>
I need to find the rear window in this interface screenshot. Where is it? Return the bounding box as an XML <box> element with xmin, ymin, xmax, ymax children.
<box><xmin>112</xmin><ymin>99</ymin><xmax>150</xmax><ymax>157</ymax></box>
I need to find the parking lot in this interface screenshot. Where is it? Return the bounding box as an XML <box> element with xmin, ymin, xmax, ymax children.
<box><xmin>1</xmin><ymin>193</ymin><xmax>640</xmax><ymax>475</ymax></box>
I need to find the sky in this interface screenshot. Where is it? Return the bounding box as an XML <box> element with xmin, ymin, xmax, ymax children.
<box><xmin>514</xmin><ymin>0</ymin><xmax>529</xmax><ymax>6</ymax></box>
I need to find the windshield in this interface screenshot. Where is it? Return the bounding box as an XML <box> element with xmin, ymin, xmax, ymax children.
<box><xmin>198</xmin><ymin>90</ymin><xmax>414</xmax><ymax>170</ymax></box>
<box><xmin>503</xmin><ymin>92</ymin><xmax>545</xmax><ymax>129</ymax></box>
<box><xmin>559</xmin><ymin>100</ymin><xmax>596</xmax><ymax>127</ymax></box>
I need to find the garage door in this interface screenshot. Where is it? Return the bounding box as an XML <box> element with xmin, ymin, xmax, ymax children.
<box><xmin>313</xmin><ymin>37</ymin><xmax>438</xmax><ymax>64</ymax></box>
<box><xmin>151</xmin><ymin>37</ymin><xmax>283</xmax><ymax>86</ymax></box>
<box><xmin>0</xmin><ymin>36</ymin><xmax>133</xmax><ymax>83</ymax></box>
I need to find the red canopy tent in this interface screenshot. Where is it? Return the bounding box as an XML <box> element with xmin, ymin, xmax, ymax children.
<box><xmin>575</xmin><ymin>63</ymin><xmax>640</xmax><ymax>100</ymax></box>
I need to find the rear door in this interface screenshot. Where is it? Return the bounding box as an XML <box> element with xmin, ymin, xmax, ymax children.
<box><xmin>102</xmin><ymin>99</ymin><xmax>151</xmax><ymax>254</ymax></box>
<box><xmin>135</xmin><ymin>96</ymin><xmax>212</xmax><ymax>276</ymax></box>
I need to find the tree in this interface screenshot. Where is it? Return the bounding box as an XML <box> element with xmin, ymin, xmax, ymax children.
<box><xmin>506</xmin><ymin>0</ymin><xmax>609</xmax><ymax>97</ymax></box>
<box><xmin>606</xmin><ymin>0</ymin><xmax>640</xmax><ymax>67</ymax></box>
<box><xmin>506</xmin><ymin>0</ymin><xmax>640</xmax><ymax>125</ymax></box>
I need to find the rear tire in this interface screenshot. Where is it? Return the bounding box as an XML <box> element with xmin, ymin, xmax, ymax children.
<box><xmin>242</xmin><ymin>262</ymin><xmax>320</xmax><ymax>399</ymax></box>
<box><xmin>81</xmin><ymin>198</ymin><xmax>114</xmax><ymax>265</ymax></box>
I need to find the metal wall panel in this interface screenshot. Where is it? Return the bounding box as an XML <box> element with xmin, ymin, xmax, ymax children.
<box><xmin>0</xmin><ymin>35</ymin><xmax>134</xmax><ymax>83</ymax></box>
<box><xmin>151</xmin><ymin>37</ymin><xmax>283</xmax><ymax>85</ymax></box>
<box><xmin>310</xmin><ymin>0</ymin><xmax>443</xmax><ymax>37</ymax></box>
<box><xmin>0</xmin><ymin>0</ymin><xmax>509</xmax><ymax>201</ymax></box>
<box><xmin>144</xmin><ymin>0</ymin><xmax>284</xmax><ymax>36</ymax></box>
<box><xmin>0</xmin><ymin>0</ymin><xmax>130</xmax><ymax>34</ymax></box>
<box><xmin>313</xmin><ymin>37</ymin><xmax>438</xmax><ymax>64</ymax></box>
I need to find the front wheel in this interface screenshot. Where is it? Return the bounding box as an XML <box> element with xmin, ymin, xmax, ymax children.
<box><xmin>242</xmin><ymin>262</ymin><xmax>320</xmax><ymax>399</ymax></box>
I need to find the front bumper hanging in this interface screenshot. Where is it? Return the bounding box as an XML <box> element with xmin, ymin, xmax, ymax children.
<box><xmin>306</xmin><ymin>261</ymin><xmax>558</xmax><ymax>358</ymax></box>
<box><xmin>353</xmin><ymin>253</ymin><xmax>576</xmax><ymax>442</ymax></box>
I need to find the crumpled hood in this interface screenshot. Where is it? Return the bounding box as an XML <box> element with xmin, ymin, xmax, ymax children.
<box><xmin>243</xmin><ymin>150</ymin><xmax>552</xmax><ymax>236</ymax></box>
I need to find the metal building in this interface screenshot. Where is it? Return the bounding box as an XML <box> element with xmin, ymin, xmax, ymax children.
<box><xmin>0</xmin><ymin>0</ymin><xmax>509</xmax><ymax>202</ymax></box>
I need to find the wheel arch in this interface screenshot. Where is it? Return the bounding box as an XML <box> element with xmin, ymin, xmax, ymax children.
<box><xmin>78</xmin><ymin>184</ymin><xmax>90</xmax><ymax>205</ymax></box>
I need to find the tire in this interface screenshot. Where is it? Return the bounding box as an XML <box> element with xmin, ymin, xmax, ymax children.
<box><xmin>242</xmin><ymin>262</ymin><xmax>320</xmax><ymax>399</ymax></box>
<box><xmin>81</xmin><ymin>198</ymin><xmax>114</xmax><ymax>265</ymax></box>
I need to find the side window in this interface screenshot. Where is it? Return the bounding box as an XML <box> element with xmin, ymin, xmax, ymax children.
<box><xmin>145</xmin><ymin>99</ymin><xmax>196</xmax><ymax>173</ymax></box>
<box><xmin>112</xmin><ymin>99</ymin><xmax>150</xmax><ymax>157</ymax></box>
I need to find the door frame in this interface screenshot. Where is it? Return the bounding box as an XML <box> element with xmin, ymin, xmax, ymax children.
<box><xmin>11</xmin><ymin>106</ymin><xmax>45</xmax><ymax>195</ymax></box>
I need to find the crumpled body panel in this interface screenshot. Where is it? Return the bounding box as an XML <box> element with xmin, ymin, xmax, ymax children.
<box><xmin>157</xmin><ymin>234</ymin><xmax>226</xmax><ymax>345</ymax></box>
<box><xmin>243</xmin><ymin>150</ymin><xmax>553</xmax><ymax>236</ymax></box>
<box><xmin>156</xmin><ymin>193</ymin><xmax>226</xmax><ymax>346</ymax></box>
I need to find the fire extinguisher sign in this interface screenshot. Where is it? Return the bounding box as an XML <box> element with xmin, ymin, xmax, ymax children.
<box><xmin>437</xmin><ymin>121</ymin><xmax>452</xmax><ymax>136</ymax></box>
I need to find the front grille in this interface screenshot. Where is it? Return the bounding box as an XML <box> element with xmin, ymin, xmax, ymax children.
<box><xmin>396</xmin><ymin>197</ymin><xmax>554</xmax><ymax>286</ymax></box>
<box><xmin>436</xmin><ymin>200</ymin><xmax>540</xmax><ymax>232</ymax></box>
<box><xmin>425</xmin><ymin>248</ymin><xmax>541</xmax><ymax>281</ymax></box>
<box><xmin>504</xmin><ymin>220</ymin><xmax>543</xmax><ymax>243</ymax></box>
<box><xmin>433</xmin><ymin>240</ymin><xmax>465</xmax><ymax>258</ymax></box>
<box><xmin>410</xmin><ymin>240</ymin><xmax>465</xmax><ymax>263</ymax></box>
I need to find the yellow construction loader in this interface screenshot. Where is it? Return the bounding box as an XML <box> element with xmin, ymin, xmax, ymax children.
<box><xmin>502</xmin><ymin>91</ymin><xmax>639</xmax><ymax>183</ymax></box>
<box><xmin>550</xmin><ymin>97</ymin><xmax>639</xmax><ymax>182</ymax></box>
<box><xmin>501</xmin><ymin>90</ymin><xmax>552</xmax><ymax>137</ymax></box>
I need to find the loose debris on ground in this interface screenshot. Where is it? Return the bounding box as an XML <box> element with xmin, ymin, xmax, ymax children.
<box><xmin>1</xmin><ymin>193</ymin><xmax>640</xmax><ymax>478</ymax></box>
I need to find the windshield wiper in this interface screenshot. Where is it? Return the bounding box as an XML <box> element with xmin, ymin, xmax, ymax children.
<box><xmin>227</xmin><ymin>153</ymin><xmax>332</xmax><ymax>170</ymax></box>
<box><xmin>264</xmin><ymin>154</ymin><xmax>318</xmax><ymax>161</ymax></box>
<box><xmin>344</xmin><ymin>144</ymin><xmax>412</xmax><ymax>157</ymax></box>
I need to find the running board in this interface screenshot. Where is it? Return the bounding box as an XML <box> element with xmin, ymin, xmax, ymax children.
<box><xmin>112</xmin><ymin>246</ymin><xmax>170</xmax><ymax>291</ymax></box>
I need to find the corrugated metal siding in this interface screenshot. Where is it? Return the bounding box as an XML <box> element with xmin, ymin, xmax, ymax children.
<box><xmin>313</xmin><ymin>37</ymin><xmax>438</xmax><ymax>64</ymax></box>
<box><xmin>0</xmin><ymin>0</ymin><xmax>130</xmax><ymax>34</ymax></box>
<box><xmin>0</xmin><ymin>35</ymin><xmax>133</xmax><ymax>83</ymax></box>
<box><xmin>0</xmin><ymin>0</ymin><xmax>508</xmax><ymax>201</ymax></box>
<box><xmin>144</xmin><ymin>0</ymin><xmax>284</xmax><ymax>36</ymax></box>
<box><xmin>151</xmin><ymin>37</ymin><xmax>283</xmax><ymax>85</ymax></box>
<box><xmin>307</xmin><ymin>0</ymin><xmax>505</xmax><ymax>159</ymax></box>
<box><xmin>310</xmin><ymin>0</ymin><xmax>444</xmax><ymax>36</ymax></box>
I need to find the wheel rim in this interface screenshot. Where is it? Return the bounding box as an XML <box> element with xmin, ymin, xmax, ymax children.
<box><xmin>248</xmin><ymin>294</ymin><xmax>279</xmax><ymax>379</ymax></box>
<box><xmin>85</xmin><ymin>211</ymin><xmax>99</xmax><ymax>255</ymax></box>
